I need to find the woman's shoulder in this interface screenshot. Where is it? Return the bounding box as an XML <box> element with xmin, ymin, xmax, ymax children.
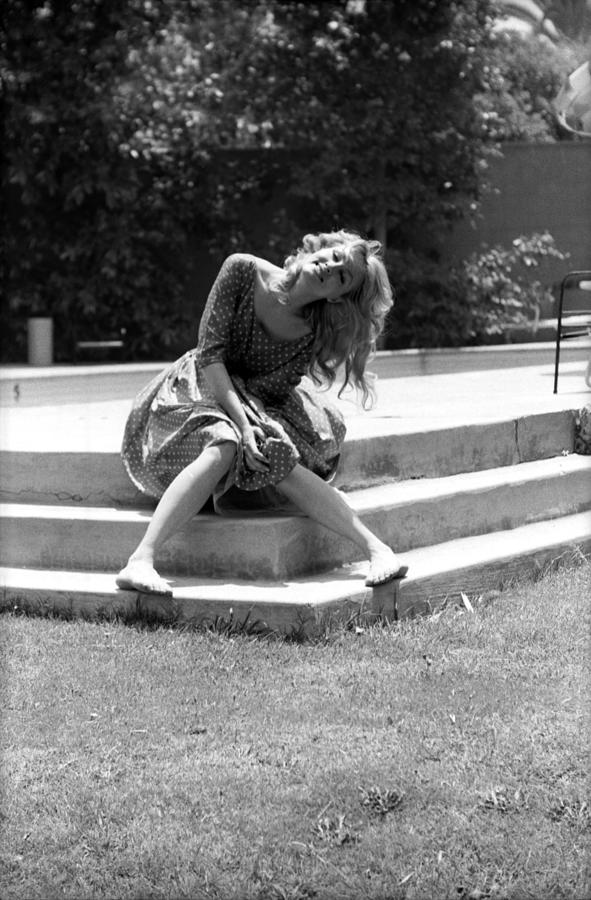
<box><xmin>219</xmin><ymin>252</ymin><xmax>256</xmax><ymax>274</ymax></box>
<box><xmin>223</xmin><ymin>253</ymin><xmax>282</xmax><ymax>283</ymax></box>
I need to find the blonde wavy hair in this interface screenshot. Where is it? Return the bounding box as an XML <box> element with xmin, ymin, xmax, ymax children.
<box><xmin>273</xmin><ymin>229</ymin><xmax>394</xmax><ymax>408</ymax></box>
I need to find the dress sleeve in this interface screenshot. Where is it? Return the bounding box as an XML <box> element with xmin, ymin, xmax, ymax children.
<box><xmin>195</xmin><ymin>254</ymin><xmax>253</xmax><ymax>367</ymax></box>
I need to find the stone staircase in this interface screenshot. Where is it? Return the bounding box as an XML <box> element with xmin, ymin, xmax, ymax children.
<box><xmin>1</xmin><ymin>360</ymin><xmax>590</xmax><ymax>635</ymax></box>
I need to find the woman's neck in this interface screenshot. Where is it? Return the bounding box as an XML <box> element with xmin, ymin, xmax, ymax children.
<box><xmin>262</xmin><ymin>265</ymin><xmax>314</xmax><ymax>314</ymax></box>
<box><xmin>254</xmin><ymin>263</ymin><xmax>313</xmax><ymax>340</ymax></box>
<box><xmin>285</xmin><ymin>285</ymin><xmax>313</xmax><ymax>310</ymax></box>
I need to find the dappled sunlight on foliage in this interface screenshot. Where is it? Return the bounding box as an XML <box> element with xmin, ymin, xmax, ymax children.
<box><xmin>474</xmin><ymin>30</ymin><xmax>588</xmax><ymax>142</ymax></box>
<box><xmin>3</xmin><ymin>0</ymin><xmax>200</xmax><ymax>360</ymax></box>
<box><xmin>3</xmin><ymin>0</ymin><xmax>578</xmax><ymax>360</ymax></box>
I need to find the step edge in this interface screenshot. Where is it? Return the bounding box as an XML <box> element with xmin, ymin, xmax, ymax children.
<box><xmin>350</xmin><ymin>453</ymin><xmax>591</xmax><ymax>509</ymax></box>
<box><xmin>2</xmin><ymin>511</ymin><xmax>589</xmax><ymax>596</ymax></box>
<box><xmin>0</xmin><ymin>406</ymin><xmax>581</xmax><ymax>456</ymax></box>
<box><xmin>2</xmin><ymin>454</ymin><xmax>590</xmax><ymax>522</ymax></box>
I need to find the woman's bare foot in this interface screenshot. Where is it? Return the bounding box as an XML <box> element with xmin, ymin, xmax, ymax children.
<box><xmin>116</xmin><ymin>558</ymin><xmax>172</xmax><ymax>596</ymax></box>
<box><xmin>365</xmin><ymin>546</ymin><xmax>408</xmax><ymax>587</ymax></box>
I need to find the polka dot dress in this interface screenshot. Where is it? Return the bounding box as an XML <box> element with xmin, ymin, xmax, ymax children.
<box><xmin>121</xmin><ymin>254</ymin><xmax>346</xmax><ymax>513</ymax></box>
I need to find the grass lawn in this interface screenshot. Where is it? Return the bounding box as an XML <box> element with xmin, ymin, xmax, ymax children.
<box><xmin>0</xmin><ymin>560</ymin><xmax>589</xmax><ymax>900</ymax></box>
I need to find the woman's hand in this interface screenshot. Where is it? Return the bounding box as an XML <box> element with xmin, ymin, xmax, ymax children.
<box><xmin>261</xmin><ymin>417</ymin><xmax>289</xmax><ymax>442</ymax></box>
<box><xmin>241</xmin><ymin>424</ymin><xmax>270</xmax><ymax>473</ymax></box>
<box><xmin>249</xmin><ymin>400</ymin><xmax>289</xmax><ymax>443</ymax></box>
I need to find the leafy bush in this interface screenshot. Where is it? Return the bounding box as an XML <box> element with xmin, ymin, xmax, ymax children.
<box><xmin>457</xmin><ymin>232</ymin><xmax>568</xmax><ymax>334</ymax></box>
<box><xmin>386</xmin><ymin>232</ymin><xmax>568</xmax><ymax>347</ymax></box>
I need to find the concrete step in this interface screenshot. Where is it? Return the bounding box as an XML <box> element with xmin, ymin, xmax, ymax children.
<box><xmin>1</xmin><ymin>455</ymin><xmax>589</xmax><ymax>580</ymax></box>
<box><xmin>2</xmin><ymin>512</ymin><xmax>590</xmax><ymax>636</ymax></box>
<box><xmin>0</xmin><ymin>409</ymin><xmax>577</xmax><ymax>506</ymax></box>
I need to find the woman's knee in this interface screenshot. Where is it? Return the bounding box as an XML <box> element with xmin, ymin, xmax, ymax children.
<box><xmin>212</xmin><ymin>439</ymin><xmax>237</xmax><ymax>468</ymax></box>
<box><xmin>196</xmin><ymin>439</ymin><xmax>237</xmax><ymax>472</ymax></box>
<box><xmin>277</xmin><ymin>464</ymin><xmax>304</xmax><ymax>493</ymax></box>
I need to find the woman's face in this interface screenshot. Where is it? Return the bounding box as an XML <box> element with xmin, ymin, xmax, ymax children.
<box><xmin>299</xmin><ymin>244</ymin><xmax>365</xmax><ymax>301</ymax></box>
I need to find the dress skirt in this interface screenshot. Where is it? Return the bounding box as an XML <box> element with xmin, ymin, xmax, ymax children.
<box><xmin>121</xmin><ymin>350</ymin><xmax>346</xmax><ymax>514</ymax></box>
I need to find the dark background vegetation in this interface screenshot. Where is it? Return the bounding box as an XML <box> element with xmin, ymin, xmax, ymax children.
<box><xmin>2</xmin><ymin>0</ymin><xmax>589</xmax><ymax>361</ymax></box>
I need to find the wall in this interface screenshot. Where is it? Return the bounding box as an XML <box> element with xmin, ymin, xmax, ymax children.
<box><xmin>444</xmin><ymin>141</ymin><xmax>591</xmax><ymax>282</ymax></box>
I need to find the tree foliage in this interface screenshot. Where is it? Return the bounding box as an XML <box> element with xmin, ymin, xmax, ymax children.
<box><xmin>3</xmin><ymin>0</ymin><xmax>199</xmax><ymax>359</ymax></box>
<box><xmin>2</xmin><ymin>0</ymin><xmax>262</xmax><ymax>359</ymax></box>
<box><xmin>474</xmin><ymin>29</ymin><xmax>587</xmax><ymax>142</ymax></box>
<box><xmin>5</xmin><ymin>0</ymin><xmax>560</xmax><ymax>360</ymax></box>
<box><xmin>211</xmin><ymin>1</ymin><xmax>498</xmax><ymax>256</ymax></box>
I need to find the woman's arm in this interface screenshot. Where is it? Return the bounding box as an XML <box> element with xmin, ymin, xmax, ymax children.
<box><xmin>201</xmin><ymin>361</ymin><xmax>270</xmax><ymax>472</ymax></box>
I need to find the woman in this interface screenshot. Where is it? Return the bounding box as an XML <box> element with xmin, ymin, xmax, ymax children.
<box><xmin>116</xmin><ymin>229</ymin><xmax>408</xmax><ymax>595</ymax></box>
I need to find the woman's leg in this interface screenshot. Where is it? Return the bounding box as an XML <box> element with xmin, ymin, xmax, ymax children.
<box><xmin>277</xmin><ymin>464</ymin><xmax>407</xmax><ymax>586</ymax></box>
<box><xmin>116</xmin><ymin>441</ymin><xmax>237</xmax><ymax>594</ymax></box>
